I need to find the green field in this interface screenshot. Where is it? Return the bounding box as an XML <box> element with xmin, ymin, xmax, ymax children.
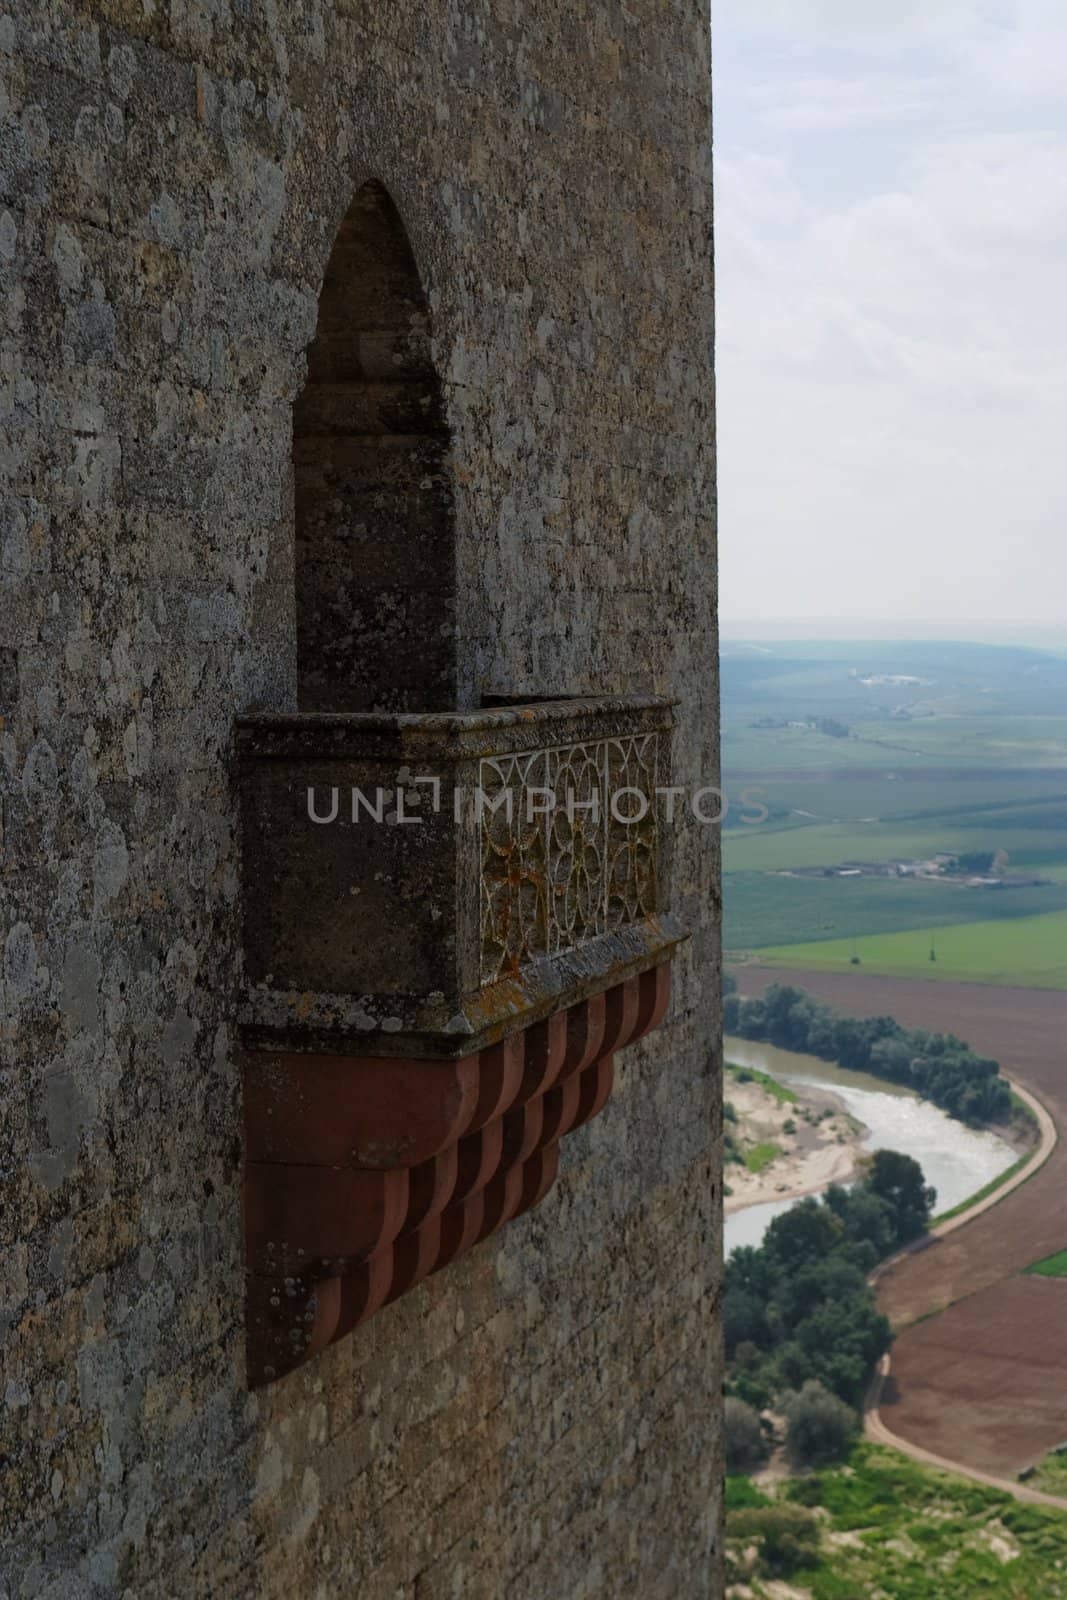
<box><xmin>724</xmin><ymin>717</ymin><xmax>1067</xmax><ymax>775</ymax></box>
<box><xmin>1026</xmin><ymin>1249</ymin><xmax>1067</xmax><ymax>1278</ymax></box>
<box><xmin>725</xmin><ymin>817</ymin><xmax>1067</xmax><ymax>874</ymax></box>
<box><xmin>724</xmin><ymin>870</ymin><xmax>1067</xmax><ymax>951</ymax></box>
<box><xmin>754</xmin><ymin>909</ymin><xmax>1067</xmax><ymax>988</ymax></box>
<box><xmin>722</xmin><ymin>639</ymin><xmax>1067</xmax><ymax>985</ymax></box>
<box><xmin>726</xmin><ymin>1444</ymin><xmax>1067</xmax><ymax>1598</ymax></box>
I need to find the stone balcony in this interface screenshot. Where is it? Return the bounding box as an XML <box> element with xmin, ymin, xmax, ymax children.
<box><xmin>236</xmin><ymin>695</ymin><xmax>687</xmax><ymax>1383</ymax></box>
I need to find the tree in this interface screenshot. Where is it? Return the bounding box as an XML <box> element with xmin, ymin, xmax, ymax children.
<box><xmin>774</xmin><ymin>1254</ymin><xmax>868</xmax><ymax>1328</ymax></box>
<box><xmin>763</xmin><ymin>1197</ymin><xmax>842</xmax><ymax>1273</ymax></box>
<box><xmin>760</xmin><ymin>985</ymin><xmax>832</xmax><ymax>1054</ymax></box>
<box><xmin>724</xmin><ymin>1287</ymin><xmax>771</xmax><ymax>1356</ymax></box>
<box><xmin>737</xmin><ymin>998</ymin><xmax>767</xmax><ymax>1039</ymax></box>
<box><xmin>826</xmin><ymin>1185</ymin><xmax>895</xmax><ymax>1259</ymax></box>
<box><xmin>791</xmin><ymin>1297</ymin><xmax>892</xmax><ymax>1405</ymax></box>
<box><xmin>869</xmin><ymin>1036</ymin><xmax>913</xmax><ymax>1085</ymax></box>
<box><xmin>866</xmin><ymin>1149</ymin><xmax>936</xmax><ymax>1245</ymax></box>
<box><xmin>733</xmin><ymin>1339</ymin><xmax>763</xmax><ymax>1372</ymax></box>
<box><xmin>782</xmin><ymin>1380</ymin><xmax>859</xmax><ymax>1468</ymax></box>
<box><xmin>724</xmin><ymin>1396</ymin><xmax>769</xmax><ymax>1474</ymax></box>
<box><xmin>833</xmin><ymin>1017</ymin><xmax>872</xmax><ymax>1071</ymax></box>
<box><xmin>727</xmin><ymin>1244</ymin><xmax>776</xmax><ymax>1300</ymax></box>
<box><xmin>957</xmin><ymin>850</ymin><xmax>996</xmax><ymax>874</ymax></box>
<box><xmin>805</xmin><ymin>1011</ymin><xmax>837</xmax><ymax>1058</ymax></box>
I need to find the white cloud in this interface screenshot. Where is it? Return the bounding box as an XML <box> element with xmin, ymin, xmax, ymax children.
<box><xmin>721</xmin><ymin>0</ymin><xmax>993</xmax><ymax>46</ymax></box>
<box><xmin>745</xmin><ymin>76</ymin><xmax>943</xmax><ymax>133</ymax></box>
<box><xmin>715</xmin><ymin>1</ymin><xmax>1067</xmax><ymax>623</ymax></box>
<box><xmin>957</xmin><ymin>0</ymin><xmax>1067</xmax><ymax>97</ymax></box>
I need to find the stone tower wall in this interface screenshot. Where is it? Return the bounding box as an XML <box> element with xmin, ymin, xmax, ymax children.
<box><xmin>0</xmin><ymin>4</ymin><xmax>721</xmax><ymax>1595</ymax></box>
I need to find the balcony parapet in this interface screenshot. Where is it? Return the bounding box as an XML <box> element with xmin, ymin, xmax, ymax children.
<box><xmin>237</xmin><ymin>695</ymin><xmax>686</xmax><ymax>1058</ymax></box>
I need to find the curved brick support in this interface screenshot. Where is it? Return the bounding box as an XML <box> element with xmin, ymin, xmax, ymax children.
<box><xmin>539</xmin><ymin>1072</ymin><xmax>584</xmax><ymax>1149</ymax></box>
<box><xmin>334</xmin><ymin>1252</ymin><xmax>395</xmax><ymax>1342</ymax></box>
<box><xmin>243</xmin><ymin>967</ymin><xmax>671</xmax><ymax>1385</ymax></box>
<box><xmin>244</xmin><ymin>1051</ymin><xmax>483</xmax><ymax>1168</ymax></box>
<box><xmin>562</xmin><ymin>991</ymin><xmax>607</xmax><ymax>1076</ymax></box>
<box><xmin>467</xmin><ymin>1033</ymin><xmax>526</xmax><ymax>1132</ymax></box>
<box><xmin>633</xmin><ymin>962</ymin><xmax>672</xmax><ymax>1044</ymax></box>
<box><xmin>436</xmin><ymin>1187</ymin><xmax>489</xmax><ymax>1274</ymax></box>
<box><xmin>601</xmin><ymin>975</ymin><xmax>641</xmax><ymax>1054</ymax></box>
<box><xmin>474</xmin><ymin>1160</ymin><xmax>527</xmax><ymax>1245</ymax></box>
<box><xmin>501</xmin><ymin>1095</ymin><xmax>545</xmax><ymax>1167</ymax></box>
<box><xmin>572</xmin><ymin>1056</ymin><xmax>615</xmax><ymax>1131</ymax></box>
<box><xmin>514</xmin><ymin>1145</ymin><xmax>561</xmax><ymax>1221</ymax></box>
<box><xmin>244</xmin><ymin>1162</ymin><xmax>409</xmax><ymax>1275</ymax></box>
<box><xmin>518</xmin><ymin>1010</ymin><xmax>569</xmax><ymax>1101</ymax></box>
<box><xmin>452</xmin><ymin>1117</ymin><xmax>504</xmax><ymax>1205</ymax></box>
<box><xmin>405</xmin><ymin>1144</ymin><xmax>459</xmax><ymax>1232</ymax></box>
<box><xmin>245</xmin><ymin>1273</ymin><xmax>343</xmax><ymax>1387</ymax></box>
<box><xmin>386</xmin><ymin>1217</ymin><xmax>442</xmax><ymax>1306</ymax></box>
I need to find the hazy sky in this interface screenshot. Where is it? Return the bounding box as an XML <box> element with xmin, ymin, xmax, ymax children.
<box><xmin>714</xmin><ymin>0</ymin><xmax>1067</xmax><ymax>627</ymax></box>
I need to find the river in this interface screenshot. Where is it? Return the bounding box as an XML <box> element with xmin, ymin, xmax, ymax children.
<box><xmin>723</xmin><ymin>1036</ymin><xmax>1018</xmax><ymax>1257</ymax></box>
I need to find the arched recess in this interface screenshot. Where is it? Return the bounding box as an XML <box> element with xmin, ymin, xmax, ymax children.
<box><xmin>294</xmin><ymin>181</ymin><xmax>457</xmax><ymax>712</ymax></box>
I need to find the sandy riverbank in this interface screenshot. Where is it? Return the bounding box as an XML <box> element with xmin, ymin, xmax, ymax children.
<box><xmin>723</xmin><ymin>1069</ymin><xmax>867</xmax><ymax>1217</ymax></box>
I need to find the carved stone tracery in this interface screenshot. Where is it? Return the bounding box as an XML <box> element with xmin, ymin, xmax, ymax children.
<box><xmin>480</xmin><ymin>733</ymin><xmax>662</xmax><ymax>983</ymax></box>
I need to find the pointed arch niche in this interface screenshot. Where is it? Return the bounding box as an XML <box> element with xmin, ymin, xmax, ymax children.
<box><xmin>293</xmin><ymin>180</ymin><xmax>457</xmax><ymax>712</ymax></box>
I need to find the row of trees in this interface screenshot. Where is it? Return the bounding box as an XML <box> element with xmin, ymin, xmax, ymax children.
<box><xmin>723</xmin><ymin>980</ymin><xmax>1012</xmax><ymax>1127</ymax></box>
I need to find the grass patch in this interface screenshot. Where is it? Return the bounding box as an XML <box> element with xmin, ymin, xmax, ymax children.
<box><xmin>1026</xmin><ymin>1249</ymin><xmax>1067</xmax><ymax>1278</ymax></box>
<box><xmin>725</xmin><ymin>1061</ymin><xmax>798</xmax><ymax>1105</ymax></box>
<box><xmin>754</xmin><ymin>908</ymin><xmax>1067</xmax><ymax>989</ymax></box>
<box><xmin>1025</xmin><ymin>1448</ymin><xmax>1067</xmax><ymax>1498</ymax></box>
<box><xmin>725</xmin><ymin>1442</ymin><xmax>1067</xmax><ymax>1598</ymax></box>
<box><xmin>744</xmin><ymin>1142</ymin><xmax>781</xmax><ymax>1175</ymax></box>
<box><xmin>725</xmin><ymin>1475</ymin><xmax>771</xmax><ymax>1511</ymax></box>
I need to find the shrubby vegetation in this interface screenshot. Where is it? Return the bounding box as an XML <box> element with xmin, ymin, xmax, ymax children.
<box><xmin>724</xmin><ymin>981</ymin><xmax>1012</xmax><ymax>1126</ymax></box>
<box><xmin>724</xmin><ymin>1396</ymin><xmax>769</xmax><ymax>1475</ymax></box>
<box><xmin>725</xmin><ymin>1149</ymin><xmax>934</xmax><ymax>1417</ymax></box>
<box><xmin>726</xmin><ymin>1504</ymin><xmax>821</xmax><ymax>1581</ymax></box>
<box><xmin>726</xmin><ymin>1443</ymin><xmax>1067</xmax><ymax>1598</ymax></box>
<box><xmin>782</xmin><ymin>1380</ymin><xmax>859</xmax><ymax>1469</ymax></box>
<box><xmin>952</xmin><ymin>849</ymin><xmax>998</xmax><ymax>874</ymax></box>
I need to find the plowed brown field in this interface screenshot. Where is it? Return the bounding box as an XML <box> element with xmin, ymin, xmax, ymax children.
<box><xmin>874</xmin><ymin>1277</ymin><xmax>1067</xmax><ymax>1476</ymax></box>
<box><xmin>740</xmin><ymin>966</ymin><xmax>1067</xmax><ymax>1475</ymax></box>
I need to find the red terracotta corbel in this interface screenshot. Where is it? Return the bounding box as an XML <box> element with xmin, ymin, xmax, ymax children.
<box><xmin>243</xmin><ymin>965</ymin><xmax>673</xmax><ymax>1385</ymax></box>
<box><xmin>244</xmin><ymin>1051</ymin><xmax>484</xmax><ymax>1168</ymax></box>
